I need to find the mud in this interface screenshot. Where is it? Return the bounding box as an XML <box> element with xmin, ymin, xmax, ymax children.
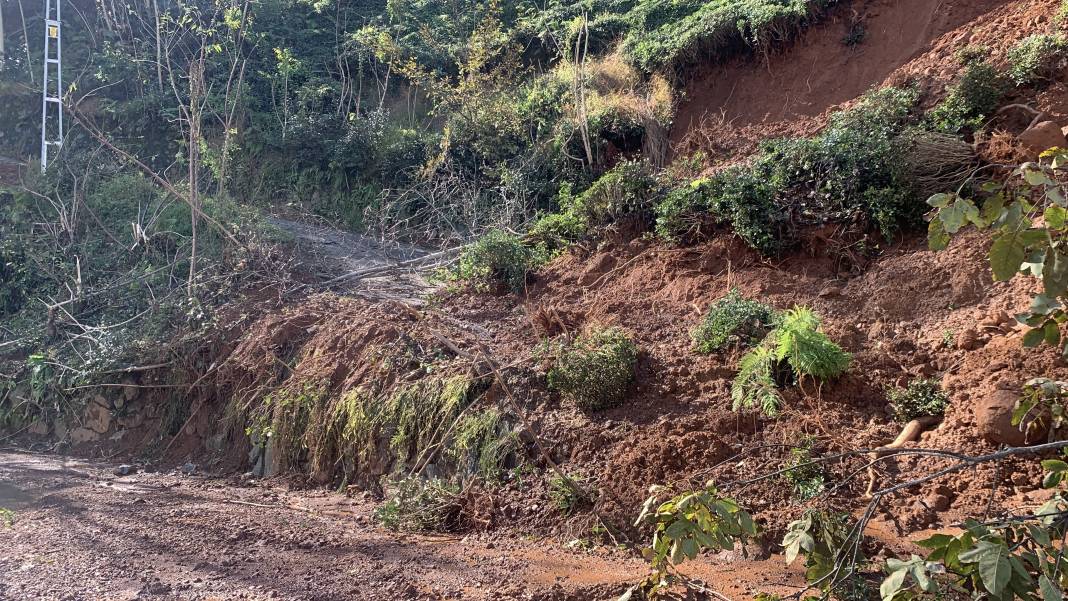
<box><xmin>0</xmin><ymin>452</ymin><xmax>806</xmax><ymax>601</ymax></box>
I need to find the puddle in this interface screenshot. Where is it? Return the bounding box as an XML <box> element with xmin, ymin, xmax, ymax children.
<box><xmin>0</xmin><ymin>481</ymin><xmax>39</xmax><ymax>509</ymax></box>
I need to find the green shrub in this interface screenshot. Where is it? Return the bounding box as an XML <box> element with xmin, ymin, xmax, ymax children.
<box><xmin>548</xmin><ymin>327</ymin><xmax>638</xmax><ymax>411</ymax></box>
<box><xmin>654</xmin><ymin>178</ymin><xmax>715</xmax><ymax>242</ymax></box>
<box><xmin>654</xmin><ymin>86</ymin><xmax>925</xmax><ymax>254</ymax></box>
<box><xmin>772</xmin><ymin>307</ymin><xmax>851</xmax><ymax>380</ymax></box>
<box><xmin>0</xmin><ymin>239</ymin><xmax>39</xmax><ymax>317</ymax></box>
<box><xmin>928</xmin><ymin>61</ymin><xmax>1007</xmax><ymax>133</ymax></box>
<box><xmin>374</xmin><ymin>477</ymin><xmax>462</xmax><ymax>532</ymax></box>
<box><xmin>692</xmin><ymin>289</ymin><xmax>777</xmax><ymax>354</ymax></box>
<box><xmin>1006</xmin><ymin>34</ymin><xmax>1068</xmax><ymax>86</ymax></box>
<box><xmin>571</xmin><ymin>159</ymin><xmax>659</xmax><ymax>229</ymax></box>
<box><xmin>457</xmin><ymin>230</ymin><xmax>538</xmax><ymax>293</ymax></box>
<box><xmin>887</xmin><ymin>378</ymin><xmax>949</xmax><ymax>423</ymax></box>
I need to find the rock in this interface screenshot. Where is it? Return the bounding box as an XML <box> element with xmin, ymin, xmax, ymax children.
<box><xmin>180</xmin><ymin>462</ymin><xmax>197</xmax><ymax>475</ymax></box>
<box><xmin>114</xmin><ymin>464</ymin><xmax>135</xmax><ymax>476</ymax></box>
<box><xmin>924</xmin><ymin>493</ymin><xmax>951</xmax><ymax>512</ymax></box>
<box><xmin>85</xmin><ymin>401</ymin><xmax>112</xmax><ymax>434</ymax></box>
<box><xmin>70</xmin><ymin>427</ymin><xmax>99</xmax><ymax>445</ymax></box>
<box><xmin>975</xmin><ymin>388</ymin><xmax>1049</xmax><ymax>446</ymax></box>
<box><xmin>818</xmin><ymin>284</ymin><xmax>843</xmax><ymax>298</ymax></box>
<box><xmin>956</xmin><ymin>328</ymin><xmax>980</xmax><ymax>351</ymax></box>
<box><xmin>27</xmin><ymin>420</ymin><xmax>49</xmax><ymax>436</ymax></box>
<box><xmin>1018</xmin><ymin>120</ymin><xmax>1067</xmax><ymax>156</ymax></box>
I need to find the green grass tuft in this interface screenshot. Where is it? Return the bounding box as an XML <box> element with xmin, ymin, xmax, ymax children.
<box><xmin>692</xmin><ymin>289</ymin><xmax>777</xmax><ymax>354</ymax></box>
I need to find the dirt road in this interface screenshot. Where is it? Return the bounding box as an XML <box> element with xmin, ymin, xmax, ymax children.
<box><xmin>0</xmin><ymin>452</ymin><xmax>649</xmax><ymax>601</ymax></box>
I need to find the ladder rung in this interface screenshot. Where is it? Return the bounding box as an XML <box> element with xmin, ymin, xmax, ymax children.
<box><xmin>46</xmin><ymin>19</ymin><xmax>60</xmax><ymax>26</ymax></box>
<box><xmin>45</xmin><ymin>97</ymin><xmax>62</xmax><ymax>103</ymax></box>
<box><xmin>46</xmin><ymin>59</ymin><xmax>59</xmax><ymax>64</ymax></box>
<box><xmin>45</xmin><ymin>141</ymin><xmax>63</xmax><ymax>147</ymax></box>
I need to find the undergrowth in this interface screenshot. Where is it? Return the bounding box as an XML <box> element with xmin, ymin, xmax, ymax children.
<box><xmin>928</xmin><ymin>59</ymin><xmax>1006</xmax><ymax>133</ymax></box>
<box><xmin>732</xmin><ymin>307</ymin><xmax>850</xmax><ymax>417</ymax></box>
<box><xmin>547</xmin><ymin>327</ymin><xmax>638</xmax><ymax>411</ymax></box>
<box><xmin>375</xmin><ymin>476</ymin><xmax>462</xmax><ymax>532</ymax></box>
<box><xmin>887</xmin><ymin>378</ymin><xmax>950</xmax><ymax>424</ymax></box>
<box><xmin>1006</xmin><ymin>34</ymin><xmax>1068</xmax><ymax>87</ymax></box>
<box><xmin>692</xmin><ymin>289</ymin><xmax>777</xmax><ymax>354</ymax></box>
<box><xmin>456</xmin><ymin>230</ymin><xmax>543</xmax><ymax>293</ymax></box>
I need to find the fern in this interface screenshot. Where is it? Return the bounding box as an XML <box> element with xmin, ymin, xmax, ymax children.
<box><xmin>774</xmin><ymin>307</ymin><xmax>851</xmax><ymax>380</ymax></box>
<box><xmin>731</xmin><ymin>307</ymin><xmax>850</xmax><ymax>418</ymax></box>
<box><xmin>731</xmin><ymin>346</ymin><xmax>782</xmax><ymax>417</ymax></box>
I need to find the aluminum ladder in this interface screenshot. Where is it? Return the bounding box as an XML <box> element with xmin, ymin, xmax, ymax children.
<box><xmin>40</xmin><ymin>0</ymin><xmax>62</xmax><ymax>171</ymax></box>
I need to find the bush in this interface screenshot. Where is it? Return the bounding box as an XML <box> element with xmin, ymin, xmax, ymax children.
<box><xmin>548</xmin><ymin>327</ymin><xmax>638</xmax><ymax>411</ymax></box>
<box><xmin>1006</xmin><ymin>34</ymin><xmax>1068</xmax><ymax>86</ymax></box>
<box><xmin>692</xmin><ymin>289</ymin><xmax>777</xmax><ymax>354</ymax></box>
<box><xmin>654</xmin><ymin>86</ymin><xmax>926</xmax><ymax>254</ymax></box>
<box><xmin>928</xmin><ymin>61</ymin><xmax>1007</xmax><ymax>133</ymax></box>
<box><xmin>374</xmin><ymin>477</ymin><xmax>462</xmax><ymax>532</ymax></box>
<box><xmin>654</xmin><ymin>178</ymin><xmax>715</xmax><ymax>242</ymax></box>
<box><xmin>457</xmin><ymin>230</ymin><xmax>539</xmax><ymax>293</ymax></box>
<box><xmin>887</xmin><ymin>378</ymin><xmax>949</xmax><ymax>423</ymax></box>
<box><xmin>570</xmin><ymin>159</ymin><xmax>659</xmax><ymax>230</ymax></box>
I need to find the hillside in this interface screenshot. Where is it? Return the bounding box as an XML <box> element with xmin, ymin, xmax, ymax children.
<box><xmin>5</xmin><ymin>0</ymin><xmax>1068</xmax><ymax>600</ymax></box>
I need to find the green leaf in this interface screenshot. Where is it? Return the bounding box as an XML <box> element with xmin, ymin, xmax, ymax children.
<box><xmin>1045</xmin><ymin>320</ymin><xmax>1062</xmax><ymax>346</ymax></box>
<box><xmin>928</xmin><ymin>218</ymin><xmax>950</xmax><ymax>251</ymax></box>
<box><xmin>927</xmin><ymin>193</ymin><xmax>953</xmax><ymax>208</ymax></box>
<box><xmin>1044</xmin><ymin>249</ymin><xmax>1068</xmax><ymax>297</ymax></box>
<box><xmin>1023</xmin><ymin>328</ymin><xmax>1045</xmax><ymax>348</ymax></box>
<box><xmin>990</xmin><ymin>232</ymin><xmax>1027</xmax><ymax>281</ymax></box>
<box><xmin>940</xmin><ymin>202</ymin><xmax>967</xmax><ymax>234</ymax></box>
<box><xmin>1039</xmin><ymin>575</ymin><xmax>1062</xmax><ymax>601</ymax></box>
<box><xmin>959</xmin><ymin>540</ymin><xmax>1012</xmax><ymax>595</ymax></box>
<box><xmin>1024</xmin><ymin>168</ymin><xmax>1055</xmax><ymax>187</ymax></box>
<box><xmin>981</xmin><ymin>194</ymin><xmax>1006</xmax><ymax>226</ymax></box>
<box><xmin>1046</xmin><ymin>205</ymin><xmax>1068</xmax><ymax>229</ymax></box>
<box><xmin>880</xmin><ymin>566</ymin><xmax>909</xmax><ymax>601</ymax></box>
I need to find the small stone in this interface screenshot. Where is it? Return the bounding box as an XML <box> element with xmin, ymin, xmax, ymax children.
<box><xmin>956</xmin><ymin>328</ymin><xmax>980</xmax><ymax>351</ymax></box>
<box><xmin>113</xmin><ymin>464</ymin><xmax>135</xmax><ymax>476</ymax></box>
<box><xmin>180</xmin><ymin>462</ymin><xmax>197</xmax><ymax>475</ymax></box>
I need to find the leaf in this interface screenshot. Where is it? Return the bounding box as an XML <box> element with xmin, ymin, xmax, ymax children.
<box><xmin>1044</xmin><ymin>249</ymin><xmax>1068</xmax><ymax>297</ymax></box>
<box><xmin>928</xmin><ymin>218</ymin><xmax>951</xmax><ymax>251</ymax></box>
<box><xmin>1024</xmin><ymin>328</ymin><xmax>1046</xmax><ymax>348</ymax></box>
<box><xmin>880</xmin><ymin>566</ymin><xmax>909</xmax><ymax>601</ymax></box>
<box><xmin>959</xmin><ymin>540</ymin><xmax>1012</xmax><ymax>595</ymax></box>
<box><xmin>981</xmin><ymin>194</ymin><xmax>1006</xmax><ymax>226</ymax></box>
<box><xmin>1039</xmin><ymin>575</ymin><xmax>1063</xmax><ymax>601</ymax></box>
<box><xmin>1045</xmin><ymin>320</ymin><xmax>1062</xmax><ymax>346</ymax></box>
<box><xmin>940</xmin><ymin>202</ymin><xmax>968</xmax><ymax>234</ymax></box>
<box><xmin>990</xmin><ymin>232</ymin><xmax>1027</xmax><ymax>281</ymax></box>
<box><xmin>1046</xmin><ymin>205</ymin><xmax>1068</xmax><ymax>229</ymax></box>
<box><xmin>927</xmin><ymin>193</ymin><xmax>953</xmax><ymax>208</ymax></box>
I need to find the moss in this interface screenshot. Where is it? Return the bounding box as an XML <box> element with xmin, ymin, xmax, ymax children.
<box><xmin>548</xmin><ymin>327</ymin><xmax>638</xmax><ymax>411</ymax></box>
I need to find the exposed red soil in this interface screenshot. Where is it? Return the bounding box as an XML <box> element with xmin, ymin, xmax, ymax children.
<box><xmin>671</xmin><ymin>0</ymin><xmax>1062</xmax><ymax>162</ymax></box>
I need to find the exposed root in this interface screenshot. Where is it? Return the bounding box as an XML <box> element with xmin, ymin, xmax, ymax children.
<box><xmin>863</xmin><ymin>415</ymin><xmax>941</xmax><ymax>499</ymax></box>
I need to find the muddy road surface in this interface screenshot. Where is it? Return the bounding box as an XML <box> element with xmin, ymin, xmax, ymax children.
<box><xmin>0</xmin><ymin>452</ymin><xmax>652</xmax><ymax>601</ymax></box>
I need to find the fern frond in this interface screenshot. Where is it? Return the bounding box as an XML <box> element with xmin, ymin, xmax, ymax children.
<box><xmin>731</xmin><ymin>346</ymin><xmax>782</xmax><ymax>417</ymax></box>
<box><xmin>774</xmin><ymin>306</ymin><xmax>851</xmax><ymax>380</ymax></box>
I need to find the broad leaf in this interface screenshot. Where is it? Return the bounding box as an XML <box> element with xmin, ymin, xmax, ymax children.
<box><xmin>959</xmin><ymin>540</ymin><xmax>1012</xmax><ymax>595</ymax></box>
<box><xmin>990</xmin><ymin>232</ymin><xmax>1027</xmax><ymax>281</ymax></box>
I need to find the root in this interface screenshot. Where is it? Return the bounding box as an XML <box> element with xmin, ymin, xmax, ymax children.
<box><xmin>863</xmin><ymin>415</ymin><xmax>940</xmax><ymax>499</ymax></box>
